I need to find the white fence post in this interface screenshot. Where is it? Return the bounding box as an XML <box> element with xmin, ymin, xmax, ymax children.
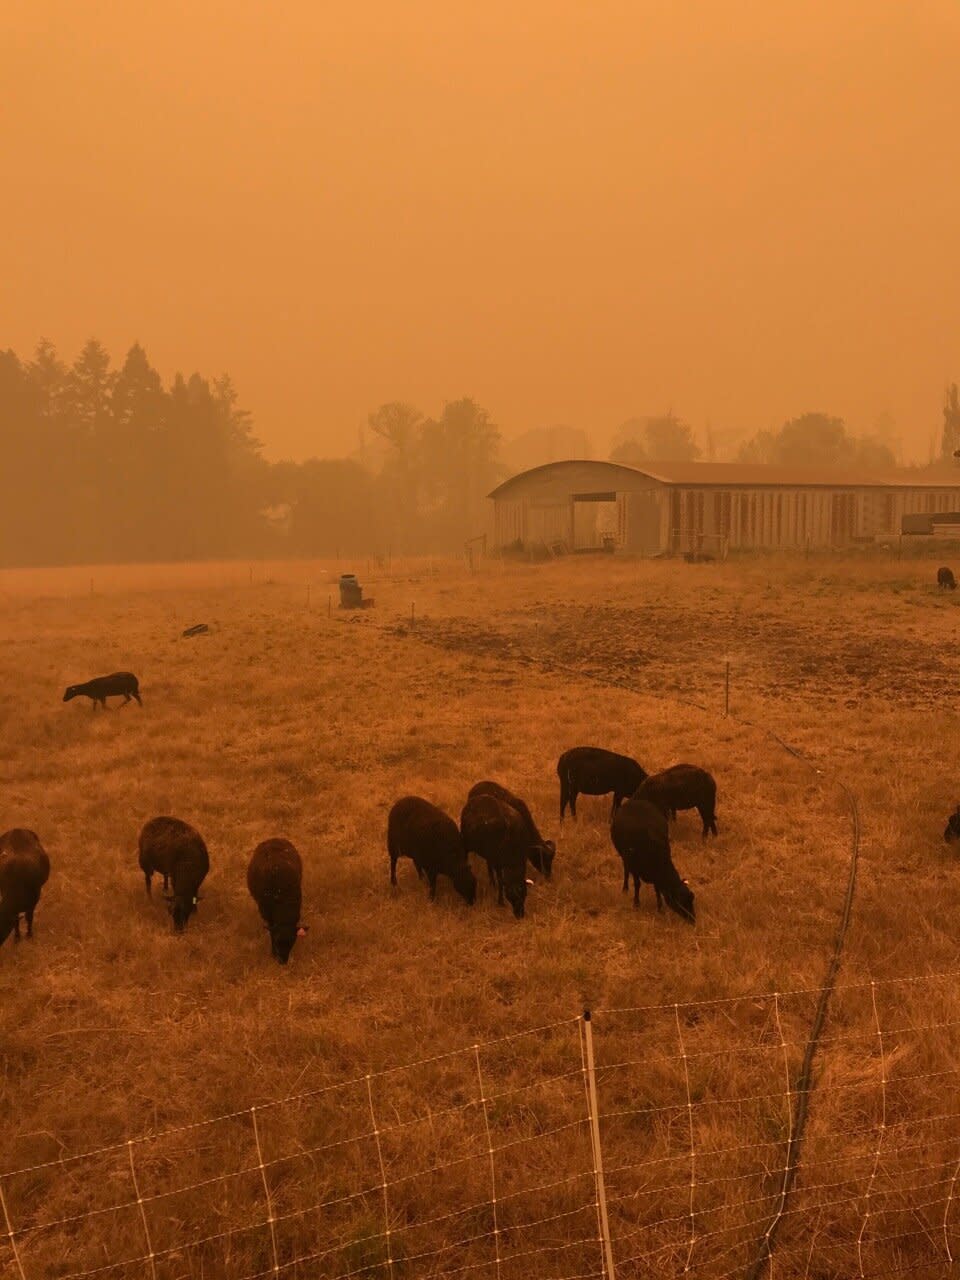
<box><xmin>365</xmin><ymin>1075</ymin><xmax>395</xmax><ymax>1280</ymax></box>
<box><xmin>474</xmin><ymin>1045</ymin><xmax>503</xmax><ymax>1280</ymax></box>
<box><xmin>250</xmin><ymin>1106</ymin><xmax>280</xmax><ymax>1276</ymax></box>
<box><xmin>0</xmin><ymin>1177</ymin><xmax>27</xmax><ymax>1280</ymax></box>
<box><xmin>581</xmin><ymin>1010</ymin><xmax>616</xmax><ymax>1280</ymax></box>
<box><xmin>127</xmin><ymin>1140</ymin><xmax>158</xmax><ymax>1280</ymax></box>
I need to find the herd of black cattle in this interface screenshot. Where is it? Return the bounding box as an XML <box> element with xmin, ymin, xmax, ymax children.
<box><xmin>2</xmin><ymin>648</ymin><xmax>959</xmax><ymax>964</ymax></box>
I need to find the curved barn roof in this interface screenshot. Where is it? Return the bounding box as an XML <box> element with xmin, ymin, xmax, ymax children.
<box><xmin>488</xmin><ymin>458</ymin><xmax>960</xmax><ymax>498</ymax></box>
<box><xmin>488</xmin><ymin>460</ymin><xmax>655</xmax><ymax>500</ymax></box>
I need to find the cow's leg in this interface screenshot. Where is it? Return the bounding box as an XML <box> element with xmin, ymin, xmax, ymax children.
<box><xmin>25</xmin><ymin>903</ymin><xmax>36</xmax><ymax>938</ymax></box>
<box><xmin>496</xmin><ymin>867</ymin><xmax>505</xmax><ymax>907</ymax></box>
<box><xmin>133</xmin><ymin>692</ymin><xmax>143</xmax><ymax>706</ymax></box>
<box><xmin>621</xmin><ymin>860</ymin><xmax>629</xmax><ymax>893</ymax></box>
<box><xmin>655</xmin><ymin>886</ymin><xmax>663</xmax><ymax>912</ymax></box>
<box><xmin>144</xmin><ymin>870</ymin><xmax>153</xmax><ymax>897</ymax></box>
<box><xmin>427</xmin><ymin>870</ymin><xmax>438</xmax><ymax>901</ymax></box>
<box><xmin>633</xmin><ymin>875</ymin><xmax>641</xmax><ymax>909</ymax></box>
<box><xmin>390</xmin><ymin>855</ymin><xmax>398</xmax><ymax>886</ymax></box>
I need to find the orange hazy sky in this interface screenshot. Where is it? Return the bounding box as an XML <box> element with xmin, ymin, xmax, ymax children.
<box><xmin>4</xmin><ymin>1</ymin><xmax>959</xmax><ymax>460</ymax></box>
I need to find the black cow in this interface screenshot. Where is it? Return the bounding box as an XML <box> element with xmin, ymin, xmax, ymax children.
<box><xmin>944</xmin><ymin>806</ymin><xmax>960</xmax><ymax>843</ymax></box>
<box><xmin>138</xmin><ymin>816</ymin><xmax>210</xmax><ymax>932</ymax></box>
<box><xmin>557</xmin><ymin>747</ymin><xmax>647</xmax><ymax>820</ymax></box>
<box><xmin>610</xmin><ymin>794</ymin><xmax>695</xmax><ymax>923</ymax></box>
<box><xmin>460</xmin><ymin>793</ymin><xmax>529</xmax><ymax>918</ymax></box>
<box><xmin>938</xmin><ymin>567</ymin><xmax>957</xmax><ymax>590</ymax></box>
<box><xmin>387</xmin><ymin>797</ymin><xmax>477</xmax><ymax>905</ymax></box>
<box><xmin>247</xmin><ymin>838</ymin><xmax>308</xmax><ymax>964</ymax></box>
<box><xmin>467</xmin><ymin>780</ymin><xmax>555</xmax><ymax>877</ymax></box>
<box><xmin>64</xmin><ymin>672</ymin><xmax>142</xmax><ymax>709</ymax></box>
<box><xmin>637</xmin><ymin>764</ymin><xmax>718</xmax><ymax>839</ymax></box>
<box><xmin>0</xmin><ymin>829</ymin><xmax>51</xmax><ymax>946</ymax></box>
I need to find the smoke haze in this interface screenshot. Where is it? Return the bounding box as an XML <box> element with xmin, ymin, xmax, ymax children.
<box><xmin>4</xmin><ymin>1</ymin><xmax>959</xmax><ymax>460</ymax></box>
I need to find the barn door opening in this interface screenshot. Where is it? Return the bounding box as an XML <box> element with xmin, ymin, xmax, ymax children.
<box><xmin>572</xmin><ymin>491</ymin><xmax>618</xmax><ymax>551</ymax></box>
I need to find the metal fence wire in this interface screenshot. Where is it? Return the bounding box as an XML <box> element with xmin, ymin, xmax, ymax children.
<box><xmin>4</xmin><ymin>975</ymin><xmax>960</xmax><ymax>1279</ymax></box>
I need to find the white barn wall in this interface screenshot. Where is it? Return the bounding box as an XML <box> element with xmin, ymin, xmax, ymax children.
<box><xmin>489</xmin><ymin>461</ymin><xmax>960</xmax><ymax>554</ymax></box>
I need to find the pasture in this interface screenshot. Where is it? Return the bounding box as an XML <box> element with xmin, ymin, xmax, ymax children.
<box><xmin>1</xmin><ymin>552</ymin><xmax>959</xmax><ymax>1279</ymax></box>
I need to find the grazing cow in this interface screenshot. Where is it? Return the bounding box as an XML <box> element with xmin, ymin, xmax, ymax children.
<box><xmin>944</xmin><ymin>806</ymin><xmax>960</xmax><ymax>843</ymax></box>
<box><xmin>610</xmin><ymin>795</ymin><xmax>695</xmax><ymax>923</ymax></box>
<box><xmin>638</xmin><ymin>764</ymin><xmax>718</xmax><ymax>838</ymax></box>
<box><xmin>467</xmin><ymin>780</ymin><xmax>555</xmax><ymax>877</ymax></box>
<box><xmin>387</xmin><ymin>797</ymin><xmax>476</xmax><ymax>905</ymax></box>
<box><xmin>63</xmin><ymin>672</ymin><xmax>142</xmax><ymax>709</ymax></box>
<box><xmin>460</xmin><ymin>793</ymin><xmax>529</xmax><ymax>919</ymax></box>
<box><xmin>0</xmin><ymin>829</ymin><xmax>51</xmax><ymax>946</ymax></box>
<box><xmin>938</xmin><ymin>567</ymin><xmax>957</xmax><ymax>591</ymax></box>
<box><xmin>557</xmin><ymin>747</ymin><xmax>647</xmax><ymax>820</ymax></box>
<box><xmin>247</xmin><ymin>839</ymin><xmax>307</xmax><ymax>964</ymax></box>
<box><xmin>138</xmin><ymin>816</ymin><xmax>210</xmax><ymax>932</ymax></box>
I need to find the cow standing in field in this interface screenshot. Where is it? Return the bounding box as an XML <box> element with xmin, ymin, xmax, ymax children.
<box><xmin>247</xmin><ymin>839</ymin><xmax>308</xmax><ymax>965</ymax></box>
<box><xmin>610</xmin><ymin>795</ymin><xmax>695</xmax><ymax>923</ymax></box>
<box><xmin>557</xmin><ymin>747</ymin><xmax>647</xmax><ymax>820</ymax></box>
<box><xmin>63</xmin><ymin>672</ymin><xmax>142</xmax><ymax>709</ymax></box>
<box><xmin>138</xmin><ymin>816</ymin><xmax>210</xmax><ymax>932</ymax></box>
<box><xmin>387</xmin><ymin>797</ymin><xmax>477</xmax><ymax>906</ymax></box>
<box><xmin>460</xmin><ymin>792</ymin><xmax>530</xmax><ymax>919</ymax></box>
<box><xmin>467</xmin><ymin>780</ymin><xmax>555</xmax><ymax>877</ymax></box>
<box><xmin>938</xmin><ymin>567</ymin><xmax>957</xmax><ymax>590</ymax></box>
<box><xmin>0</xmin><ymin>829</ymin><xmax>51</xmax><ymax>946</ymax></box>
<box><xmin>637</xmin><ymin>765</ymin><xmax>719</xmax><ymax>839</ymax></box>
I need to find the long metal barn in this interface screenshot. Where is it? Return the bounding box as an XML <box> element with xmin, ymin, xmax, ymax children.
<box><xmin>488</xmin><ymin>460</ymin><xmax>960</xmax><ymax>555</ymax></box>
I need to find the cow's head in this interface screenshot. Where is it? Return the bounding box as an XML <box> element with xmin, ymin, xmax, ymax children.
<box><xmin>271</xmin><ymin>922</ymin><xmax>308</xmax><ymax>965</ymax></box>
<box><xmin>170</xmin><ymin>892</ymin><xmax>200</xmax><ymax>932</ymax></box>
<box><xmin>944</xmin><ymin>807</ymin><xmax>960</xmax><ymax>843</ymax></box>
<box><xmin>664</xmin><ymin>878</ymin><xmax>696</xmax><ymax>924</ymax></box>
<box><xmin>504</xmin><ymin>869</ymin><xmax>528</xmax><ymax>919</ymax></box>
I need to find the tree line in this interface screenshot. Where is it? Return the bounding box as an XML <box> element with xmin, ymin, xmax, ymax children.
<box><xmin>0</xmin><ymin>341</ymin><xmax>503</xmax><ymax>567</ymax></box>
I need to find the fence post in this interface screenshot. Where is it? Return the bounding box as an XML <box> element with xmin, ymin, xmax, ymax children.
<box><xmin>127</xmin><ymin>1140</ymin><xmax>158</xmax><ymax>1280</ymax></box>
<box><xmin>0</xmin><ymin>1178</ymin><xmax>27</xmax><ymax>1280</ymax></box>
<box><xmin>365</xmin><ymin>1076</ymin><xmax>395</xmax><ymax>1280</ymax></box>
<box><xmin>582</xmin><ymin>1010</ymin><xmax>616</xmax><ymax>1280</ymax></box>
<box><xmin>250</xmin><ymin>1106</ymin><xmax>280</xmax><ymax>1276</ymax></box>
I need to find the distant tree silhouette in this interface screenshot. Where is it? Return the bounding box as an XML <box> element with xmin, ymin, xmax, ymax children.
<box><xmin>417</xmin><ymin>398</ymin><xmax>504</xmax><ymax>543</ymax></box>
<box><xmin>265</xmin><ymin>458</ymin><xmax>384</xmax><ymax>554</ymax></box>
<box><xmin>609</xmin><ymin>414</ymin><xmax>700</xmax><ymax>463</ymax></box>
<box><xmin>736</xmin><ymin>412</ymin><xmax>896</xmax><ymax>470</ymax></box>
<box><xmin>368</xmin><ymin>401</ymin><xmax>425</xmax><ymax>527</ymax></box>
<box><xmin>0</xmin><ymin>338</ymin><xmax>506</xmax><ymax>566</ymax></box>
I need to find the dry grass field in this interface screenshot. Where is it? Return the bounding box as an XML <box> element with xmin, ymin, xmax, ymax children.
<box><xmin>2</xmin><ymin>551</ymin><xmax>960</xmax><ymax>1280</ymax></box>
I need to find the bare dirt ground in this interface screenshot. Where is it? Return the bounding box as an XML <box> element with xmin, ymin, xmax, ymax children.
<box><xmin>0</xmin><ymin>552</ymin><xmax>958</xmax><ymax>1279</ymax></box>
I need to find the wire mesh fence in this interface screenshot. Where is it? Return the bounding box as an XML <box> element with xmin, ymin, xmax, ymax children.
<box><xmin>4</xmin><ymin>973</ymin><xmax>960</xmax><ymax>1279</ymax></box>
